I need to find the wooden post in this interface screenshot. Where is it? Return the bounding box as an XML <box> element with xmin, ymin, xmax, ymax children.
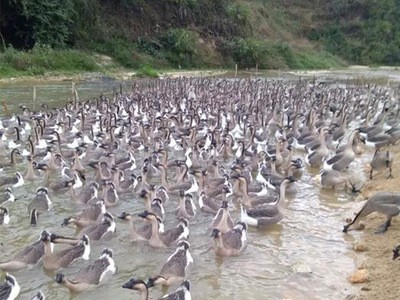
<box><xmin>235</xmin><ymin>64</ymin><xmax>238</xmax><ymax>78</ymax></box>
<box><xmin>33</xmin><ymin>86</ymin><xmax>36</xmax><ymax>111</ymax></box>
<box><xmin>255</xmin><ymin>64</ymin><xmax>258</xmax><ymax>77</ymax></box>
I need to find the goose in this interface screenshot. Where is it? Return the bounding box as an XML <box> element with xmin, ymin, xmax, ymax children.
<box><xmin>42</xmin><ymin>231</ymin><xmax>90</xmax><ymax>270</ymax></box>
<box><xmin>343</xmin><ymin>191</ymin><xmax>400</xmax><ymax>234</ymax></box>
<box><xmin>367</xmin><ymin>150</ymin><xmax>393</xmax><ymax>179</ymax></box>
<box><xmin>0</xmin><ymin>188</ymin><xmax>15</xmax><ymax>205</ymax></box>
<box><xmin>118</xmin><ymin>212</ymin><xmax>152</xmax><ymax>242</ymax></box>
<box><xmin>211</xmin><ymin>200</ymin><xmax>234</xmax><ymax>233</ymax></box>
<box><xmin>323</xmin><ymin>129</ymin><xmax>360</xmax><ymax>171</ymax></box>
<box><xmin>316</xmin><ymin>169</ymin><xmax>350</xmax><ymax>190</ymax></box>
<box><xmin>28</xmin><ymin>187</ymin><xmax>52</xmax><ymax>214</ymax></box>
<box><xmin>55</xmin><ymin>248</ymin><xmax>116</xmax><ymax>292</ymax></box>
<box><xmin>176</xmin><ymin>190</ymin><xmax>196</xmax><ymax>220</ymax></box>
<box><xmin>31</xmin><ymin>291</ymin><xmax>45</xmax><ymax>300</ymax></box>
<box><xmin>0</xmin><ymin>172</ymin><xmax>24</xmax><ymax>188</ymax></box>
<box><xmin>75</xmin><ymin>181</ymin><xmax>99</xmax><ymax>204</ymax></box>
<box><xmin>138</xmin><ymin>211</ymin><xmax>189</xmax><ymax>248</ymax></box>
<box><xmin>139</xmin><ymin>189</ymin><xmax>165</xmax><ymax>220</ymax></box>
<box><xmin>0</xmin><ymin>207</ymin><xmax>10</xmax><ymax>225</ymax></box>
<box><xmin>79</xmin><ymin>212</ymin><xmax>116</xmax><ymax>241</ymax></box>
<box><xmin>147</xmin><ymin>240</ymin><xmax>193</xmax><ymax>287</ymax></box>
<box><xmin>240</xmin><ymin>188</ymin><xmax>286</xmax><ymax>228</ymax></box>
<box><xmin>124</xmin><ymin>279</ymin><xmax>192</xmax><ymax>300</ymax></box>
<box><xmin>0</xmin><ymin>149</ymin><xmax>21</xmax><ymax>169</ymax></box>
<box><xmin>211</xmin><ymin>221</ymin><xmax>247</xmax><ymax>256</ymax></box>
<box><xmin>0</xmin><ymin>273</ymin><xmax>20</xmax><ymax>300</ymax></box>
<box><xmin>0</xmin><ymin>231</ymin><xmax>49</xmax><ymax>271</ymax></box>
<box><xmin>198</xmin><ymin>189</ymin><xmax>225</xmax><ymax>215</ymax></box>
<box><xmin>62</xmin><ymin>200</ymin><xmax>106</xmax><ymax>229</ymax></box>
<box><xmin>236</xmin><ymin>176</ymin><xmax>295</xmax><ymax>208</ymax></box>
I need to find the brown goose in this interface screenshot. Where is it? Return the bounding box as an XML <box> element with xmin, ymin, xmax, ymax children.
<box><xmin>211</xmin><ymin>221</ymin><xmax>247</xmax><ymax>257</ymax></box>
<box><xmin>55</xmin><ymin>248</ymin><xmax>116</xmax><ymax>292</ymax></box>
<box><xmin>41</xmin><ymin>231</ymin><xmax>90</xmax><ymax>270</ymax></box>
<box><xmin>147</xmin><ymin>240</ymin><xmax>193</xmax><ymax>287</ymax></box>
<box><xmin>138</xmin><ymin>211</ymin><xmax>189</xmax><ymax>248</ymax></box>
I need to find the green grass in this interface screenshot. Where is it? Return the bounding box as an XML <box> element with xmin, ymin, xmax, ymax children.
<box><xmin>135</xmin><ymin>65</ymin><xmax>159</xmax><ymax>78</ymax></box>
<box><xmin>0</xmin><ymin>45</ymin><xmax>100</xmax><ymax>77</ymax></box>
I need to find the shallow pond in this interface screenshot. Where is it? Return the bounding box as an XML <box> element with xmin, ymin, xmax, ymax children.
<box><xmin>0</xmin><ymin>73</ymin><xmax>387</xmax><ymax>300</ymax></box>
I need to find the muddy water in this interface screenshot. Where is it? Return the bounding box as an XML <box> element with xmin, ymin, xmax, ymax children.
<box><xmin>0</xmin><ymin>76</ymin><xmax>379</xmax><ymax>300</ymax></box>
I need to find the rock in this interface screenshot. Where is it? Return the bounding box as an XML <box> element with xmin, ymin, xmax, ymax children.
<box><xmin>348</xmin><ymin>269</ymin><xmax>369</xmax><ymax>284</ymax></box>
<box><xmin>361</xmin><ymin>286</ymin><xmax>371</xmax><ymax>291</ymax></box>
<box><xmin>353</xmin><ymin>241</ymin><xmax>368</xmax><ymax>252</ymax></box>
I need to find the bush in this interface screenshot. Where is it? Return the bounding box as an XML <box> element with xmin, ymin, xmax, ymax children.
<box><xmin>135</xmin><ymin>65</ymin><xmax>159</xmax><ymax>78</ymax></box>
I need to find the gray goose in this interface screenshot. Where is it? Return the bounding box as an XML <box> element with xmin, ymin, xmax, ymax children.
<box><xmin>147</xmin><ymin>240</ymin><xmax>193</xmax><ymax>287</ymax></box>
<box><xmin>0</xmin><ymin>172</ymin><xmax>24</xmax><ymax>188</ymax></box>
<box><xmin>0</xmin><ymin>273</ymin><xmax>20</xmax><ymax>300</ymax></box>
<box><xmin>343</xmin><ymin>191</ymin><xmax>400</xmax><ymax>234</ymax></box>
<box><xmin>61</xmin><ymin>200</ymin><xmax>106</xmax><ymax>229</ymax></box>
<box><xmin>41</xmin><ymin>231</ymin><xmax>90</xmax><ymax>270</ymax></box>
<box><xmin>118</xmin><ymin>212</ymin><xmax>152</xmax><ymax>242</ymax></box>
<box><xmin>211</xmin><ymin>221</ymin><xmax>247</xmax><ymax>257</ymax></box>
<box><xmin>0</xmin><ymin>207</ymin><xmax>10</xmax><ymax>225</ymax></box>
<box><xmin>138</xmin><ymin>211</ymin><xmax>189</xmax><ymax>248</ymax></box>
<box><xmin>323</xmin><ymin>129</ymin><xmax>360</xmax><ymax>171</ymax></box>
<box><xmin>368</xmin><ymin>150</ymin><xmax>393</xmax><ymax>179</ymax></box>
<box><xmin>211</xmin><ymin>200</ymin><xmax>234</xmax><ymax>233</ymax></box>
<box><xmin>0</xmin><ymin>188</ymin><xmax>15</xmax><ymax>205</ymax></box>
<box><xmin>55</xmin><ymin>248</ymin><xmax>116</xmax><ymax>292</ymax></box>
<box><xmin>79</xmin><ymin>212</ymin><xmax>116</xmax><ymax>241</ymax></box>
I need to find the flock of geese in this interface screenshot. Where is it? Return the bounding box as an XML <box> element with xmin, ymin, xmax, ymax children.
<box><xmin>0</xmin><ymin>77</ymin><xmax>399</xmax><ymax>299</ymax></box>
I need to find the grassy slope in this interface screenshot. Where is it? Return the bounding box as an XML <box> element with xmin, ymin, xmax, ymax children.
<box><xmin>0</xmin><ymin>0</ymin><xmax>347</xmax><ymax>78</ymax></box>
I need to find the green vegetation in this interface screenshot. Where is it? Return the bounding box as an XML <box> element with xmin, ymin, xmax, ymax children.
<box><xmin>0</xmin><ymin>44</ymin><xmax>100</xmax><ymax>77</ymax></box>
<box><xmin>0</xmin><ymin>0</ymin><xmax>399</xmax><ymax>77</ymax></box>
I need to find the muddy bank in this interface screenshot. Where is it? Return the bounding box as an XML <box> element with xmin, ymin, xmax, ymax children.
<box><xmin>349</xmin><ymin>143</ymin><xmax>400</xmax><ymax>300</ymax></box>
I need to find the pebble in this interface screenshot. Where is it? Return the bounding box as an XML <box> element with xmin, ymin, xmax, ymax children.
<box><xmin>348</xmin><ymin>269</ymin><xmax>369</xmax><ymax>284</ymax></box>
<box><xmin>353</xmin><ymin>241</ymin><xmax>368</xmax><ymax>252</ymax></box>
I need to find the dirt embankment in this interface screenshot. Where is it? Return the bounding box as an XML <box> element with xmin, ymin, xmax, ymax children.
<box><xmin>351</xmin><ymin>143</ymin><xmax>400</xmax><ymax>300</ymax></box>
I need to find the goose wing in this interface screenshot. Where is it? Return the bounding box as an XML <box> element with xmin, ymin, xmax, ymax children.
<box><xmin>160</xmin><ymin>250</ymin><xmax>186</xmax><ymax>278</ymax></box>
<box><xmin>73</xmin><ymin>257</ymin><xmax>110</xmax><ymax>284</ymax></box>
<box><xmin>13</xmin><ymin>240</ymin><xmax>44</xmax><ymax>264</ymax></box>
<box><xmin>56</xmin><ymin>244</ymin><xmax>85</xmax><ymax>268</ymax></box>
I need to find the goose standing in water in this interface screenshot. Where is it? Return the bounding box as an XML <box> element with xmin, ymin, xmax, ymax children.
<box><xmin>0</xmin><ymin>188</ymin><xmax>15</xmax><ymax>205</ymax></box>
<box><xmin>0</xmin><ymin>273</ymin><xmax>20</xmax><ymax>300</ymax></box>
<box><xmin>28</xmin><ymin>187</ymin><xmax>52</xmax><ymax>224</ymax></box>
<box><xmin>118</xmin><ymin>212</ymin><xmax>152</xmax><ymax>242</ymax></box>
<box><xmin>62</xmin><ymin>200</ymin><xmax>106</xmax><ymax>229</ymax></box>
<box><xmin>212</xmin><ymin>221</ymin><xmax>247</xmax><ymax>256</ymax></box>
<box><xmin>80</xmin><ymin>212</ymin><xmax>116</xmax><ymax>241</ymax></box>
<box><xmin>41</xmin><ymin>231</ymin><xmax>91</xmax><ymax>270</ymax></box>
<box><xmin>0</xmin><ymin>172</ymin><xmax>24</xmax><ymax>188</ymax></box>
<box><xmin>323</xmin><ymin>129</ymin><xmax>360</xmax><ymax>171</ymax></box>
<box><xmin>147</xmin><ymin>240</ymin><xmax>193</xmax><ymax>287</ymax></box>
<box><xmin>240</xmin><ymin>177</ymin><xmax>296</xmax><ymax>228</ymax></box>
<box><xmin>55</xmin><ymin>248</ymin><xmax>116</xmax><ymax>292</ymax></box>
<box><xmin>0</xmin><ymin>149</ymin><xmax>21</xmax><ymax>169</ymax></box>
<box><xmin>211</xmin><ymin>200</ymin><xmax>234</xmax><ymax>233</ymax></box>
<box><xmin>138</xmin><ymin>211</ymin><xmax>189</xmax><ymax>248</ymax></box>
<box><xmin>0</xmin><ymin>207</ymin><xmax>10</xmax><ymax>225</ymax></box>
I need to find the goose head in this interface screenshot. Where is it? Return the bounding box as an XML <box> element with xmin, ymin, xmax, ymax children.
<box><xmin>122</xmin><ymin>278</ymin><xmax>148</xmax><ymax>291</ymax></box>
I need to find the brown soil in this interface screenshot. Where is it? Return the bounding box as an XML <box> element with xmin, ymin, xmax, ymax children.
<box><xmin>352</xmin><ymin>143</ymin><xmax>400</xmax><ymax>300</ymax></box>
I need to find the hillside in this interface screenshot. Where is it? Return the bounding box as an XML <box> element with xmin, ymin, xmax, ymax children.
<box><xmin>1</xmin><ymin>0</ymin><xmax>399</xmax><ymax>75</ymax></box>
